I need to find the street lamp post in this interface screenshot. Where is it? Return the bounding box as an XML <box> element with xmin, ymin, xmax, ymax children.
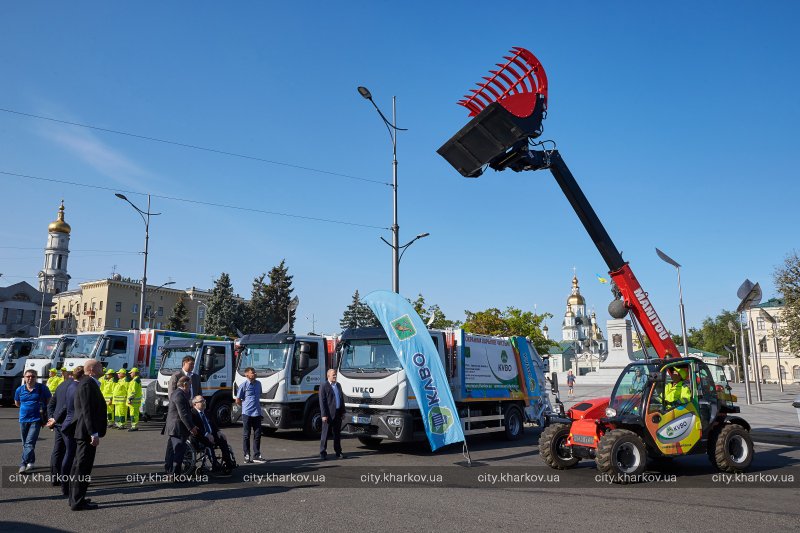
<box><xmin>116</xmin><ymin>193</ymin><xmax>160</xmax><ymax>331</ymax></box>
<box><xmin>761</xmin><ymin>308</ymin><xmax>784</xmax><ymax>392</ymax></box>
<box><xmin>38</xmin><ymin>273</ymin><xmax>48</xmax><ymax>336</ymax></box>
<box><xmin>358</xmin><ymin>86</ymin><xmax>409</xmax><ymax>293</ymax></box>
<box><xmin>727</xmin><ymin>322</ymin><xmax>741</xmax><ymax>382</ymax></box>
<box><xmin>736</xmin><ymin>279</ymin><xmax>762</xmax><ymax>403</ymax></box>
<box><xmin>144</xmin><ymin>281</ymin><xmax>175</xmax><ymax>329</ymax></box>
<box><xmin>655</xmin><ymin>248</ymin><xmax>689</xmax><ymax>357</ymax></box>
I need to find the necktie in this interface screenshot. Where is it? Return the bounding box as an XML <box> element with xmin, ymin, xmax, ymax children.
<box><xmin>187</xmin><ymin>372</ymin><xmax>194</xmax><ymax>397</ymax></box>
<box><xmin>200</xmin><ymin>411</ymin><xmax>212</xmax><ymax>434</ymax></box>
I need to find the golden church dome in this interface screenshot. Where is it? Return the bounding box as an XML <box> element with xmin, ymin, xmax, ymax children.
<box><xmin>566</xmin><ymin>274</ymin><xmax>585</xmax><ymax>306</ymax></box>
<box><xmin>48</xmin><ymin>201</ymin><xmax>71</xmax><ymax>234</ymax></box>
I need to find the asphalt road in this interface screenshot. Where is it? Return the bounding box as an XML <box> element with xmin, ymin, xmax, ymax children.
<box><xmin>1</xmin><ymin>407</ymin><xmax>799</xmax><ymax>532</ymax></box>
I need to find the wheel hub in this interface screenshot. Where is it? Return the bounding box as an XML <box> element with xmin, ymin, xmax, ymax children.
<box><xmin>615</xmin><ymin>442</ymin><xmax>641</xmax><ymax>473</ymax></box>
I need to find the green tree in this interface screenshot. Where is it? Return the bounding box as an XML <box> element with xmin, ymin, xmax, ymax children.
<box><xmin>340</xmin><ymin>290</ymin><xmax>380</xmax><ymax>329</ymax></box>
<box><xmin>264</xmin><ymin>260</ymin><xmax>294</xmax><ymax>332</ymax></box>
<box><xmin>409</xmin><ymin>294</ymin><xmax>460</xmax><ymax>329</ymax></box>
<box><xmin>166</xmin><ymin>297</ymin><xmax>189</xmax><ymax>332</ymax></box>
<box><xmin>246</xmin><ymin>273</ymin><xmax>270</xmax><ymax>333</ymax></box>
<box><xmin>463</xmin><ymin>306</ymin><xmax>555</xmax><ymax>355</ymax></box>
<box><xmin>204</xmin><ymin>273</ymin><xmax>239</xmax><ymax>337</ymax></box>
<box><xmin>774</xmin><ymin>250</ymin><xmax>800</xmax><ymax>354</ymax></box>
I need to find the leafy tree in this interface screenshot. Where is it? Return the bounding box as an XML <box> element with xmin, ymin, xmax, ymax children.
<box><xmin>463</xmin><ymin>306</ymin><xmax>555</xmax><ymax>355</ymax></box>
<box><xmin>774</xmin><ymin>250</ymin><xmax>800</xmax><ymax>354</ymax></box>
<box><xmin>264</xmin><ymin>260</ymin><xmax>294</xmax><ymax>333</ymax></box>
<box><xmin>204</xmin><ymin>273</ymin><xmax>239</xmax><ymax>337</ymax></box>
<box><xmin>246</xmin><ymin>273</ymin><xmax>270</xmax><ymax>333</ymax></box>
<box><xmin>166</xmin><ymin>297</ymin><xmax>189</xmax><ymax>332</ymax></box>
<box><xmin>340</xmin><ymin>290</ymin><xmax>380</xmax><ymax>329</ymax></box>
<box><xmin>409</xmin><ymin>294</ymin><xmax>460</xmax><ymax>329</ymax></box>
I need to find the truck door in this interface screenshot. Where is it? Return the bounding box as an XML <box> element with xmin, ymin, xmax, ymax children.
<box><xmin>644</xmin><ymin>362</ymin><xmax>703</xmax><ymax>455</ymax></box>
<box><xmin>290</xmin><ymin>341</ymin><xmax>320</xmax><ymax>397</ymax></box>
<box><xmin>101</xmin><ymin>335</ymin><xmax>129</xmax><ymax>369</ymax></box>
<box><xmin>201</xmin><ymin>345</ymin><xmax>228</xmax><ymax>388</ymax></box>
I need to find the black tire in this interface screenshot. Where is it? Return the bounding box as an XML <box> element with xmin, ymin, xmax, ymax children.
<box><xmin>539</xmin><ymin>423</ymin><xmax>579</xmax><ymax>469</ymax></box>
<box><xmin>209</xmin><ymin>397</ymin><xmax>233</xmax><ymax>427</ymax></box>
<box><xmin>303</xmin><ymin>405</ymin><xmax>322</xmax><ymax>436</ymax></box>
<box><xmin>181</xmin><ymin>442</ymin><xmax>197</xmax><ymax>476</ymax></box>
<box><xmin>503</xmin><ymin>406</ymin><xmax>525</xmax><ymax>441</ymax></box>
<box><xmin>711</xmin><ymin>424</ymin><xmax>753</xmax><ymax>473</ymax></box>
<box><xmin>358</xmin><ymin>436</ymin><xmax>382</xmax><ymax>449</ymax></box>
<box><xmin>596</xmin><ymin>429</ymin><xmax>647</xmax><ymax>483</ymax></box>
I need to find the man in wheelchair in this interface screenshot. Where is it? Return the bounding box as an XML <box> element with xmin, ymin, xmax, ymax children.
<box><xmin>190</xmin><ymin>395</ymin><xmax>236</xmax><ymax>475</ymax></box>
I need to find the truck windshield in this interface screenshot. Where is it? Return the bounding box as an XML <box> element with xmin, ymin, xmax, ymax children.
<box><xmin>339</xmin><ymin>339</ymin><xmax>402</xmax><ymax>373</ymax></box>
<box><xmin>238</xmin><ymin>343</ymin><xmax>290</xmax><ymax>376</ymax></box>
<box><xmin>609</xmin><ymin>364</ymin><xmax>657</xmax><ymax>417</ymax></box>
<box><xmin>160</xmin><ymin>347</ymin><xmax>197</xmax><ymax>374</ymax></box>
<box><xmin>29</xmin><ymin>338</ymin><xmax>60</xmax><ymax>359</ymax></box>
<box><xmin>69</xmin><ymin>335</ymin><xmax>101</xmax><ymax>358</ymax></box>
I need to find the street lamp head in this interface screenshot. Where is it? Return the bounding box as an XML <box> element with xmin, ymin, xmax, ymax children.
<box><xmin>417</xmin><ymin>232</ymin><xmax>430</xmax><ymax>239</ymax></box>
<box><xmin>655</xmin><ymin>247</ymin><xmax>681</xmax><ymax>269</ymax></box>
<box><xmin>164</xmin><ymin>281</ymin><xmax>176</xmax><ymax>287</ymax></box>
<box><xmin>115</xmin><ymin>193</ymin><xmax>128</xmax><ymax>201</ymax></box>
<box><xmin>357</xmin><ymin>86</ymin><xmax>372</xmax><ymax>100</ymax></box>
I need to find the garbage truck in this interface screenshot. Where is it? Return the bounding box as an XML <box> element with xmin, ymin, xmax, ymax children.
<box><xmin>25</xmin><ymin>334</ymin><xmax>76</xmax><ymax>384</ymax></box>
<box><xmin>337</xmin><ymin>327</ymin><xmax>555</xmax><ymax>447</ymax></box>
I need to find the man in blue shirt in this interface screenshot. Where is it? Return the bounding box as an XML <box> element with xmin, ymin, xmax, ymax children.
<box><xmin>235</xmin><ymin>367</ymin><xmax>265</xmax><ymax>463</ymax></box>
<box><xmin>14</xmin><ymin>369</ymin><xmax>52</xmax><ymax>473</ymax></box>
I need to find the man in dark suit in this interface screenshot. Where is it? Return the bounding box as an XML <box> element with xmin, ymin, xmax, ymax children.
<box><xmin>164</xmin><ymin>377</ymin><xmax>199</xmax><ymax>475</ymax></box>
<box><xmin>190</xmin><ymin>395</ymin><xmax>233</xmax><ymax>473</ymax></box>
<box><xmin>68</xmin><ymin>360</ymin><xmax>106</xmax><ymax>511</ymax></box>
<box><xmin>167</xmin><ymin>356</ymin><xmax>202</xmax><ymax>398</ymax></box>
<box><xmin>47</xmin><ymin>366</ymin><xmax>82</xmax><ymax>494</ymax></box>
<box><xmin>319</xmin><ymin>369</ymin><xmax>346</xmax><ymax>460</ymax></box>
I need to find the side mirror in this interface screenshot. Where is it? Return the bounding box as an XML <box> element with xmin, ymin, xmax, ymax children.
<box><xmin>101</xmin><ymin>339</ymin><xmax>113</xmax><ymax>357</ymax></box>
<box><xmin>203</xmin><ymin>349</ymin><xmax>214</xmax><ymax>372</ymax></box>
<box><xmin>298</xmin><ymin>352</ymin><xmax>309</xmax><ymax>370</ymax></box>
<box><xmin>550</xmin><ymin>372</ymin><xmax>559</xmax><ymax>394</ymax></box>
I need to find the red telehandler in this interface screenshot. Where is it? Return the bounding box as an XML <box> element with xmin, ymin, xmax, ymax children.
<box><xmin>438</xmin><ymin>47</ymin><xmax>753</xmax><ymax>482</ymax></box>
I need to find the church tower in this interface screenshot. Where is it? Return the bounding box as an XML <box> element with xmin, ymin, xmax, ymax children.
<box><xmin>562</xmin><ymin>274</ymin><xmax>588</xmax><ymax>341</ymax></box>
<box><xmin>39</xmin><ymin>200</ymin><xmax>71</xmax><ymax>294</ymax></box>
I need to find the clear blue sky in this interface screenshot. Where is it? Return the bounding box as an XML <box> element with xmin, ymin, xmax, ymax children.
<box><xmin>1</xmin><ymin>2</ymin><xmax>797</xmax><ymax>337</ymax></box>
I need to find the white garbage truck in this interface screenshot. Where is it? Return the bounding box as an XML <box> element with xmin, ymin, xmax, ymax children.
<box><xmin>337</xmin><ymin>327</ymin><xmax>556</xmax><ymax>448</ymax></box>
<box><xmin>25</xmin><ymin>334</ymin><xmax>76</xmax><ymax>384</ymax></box>
<box><xmin>153</xmin><ymin>336</ymin><xmax>235</xmax><ymax>425</ymax></box>
<box><xmin>0</xmin><ymin>337</ymin><xmax>34</xmax><ymax>404</ymax></box>
<box><xmin>232</xmin><ymin>333</ymin><xmax>337</xmax><ymax>435</ymax></box>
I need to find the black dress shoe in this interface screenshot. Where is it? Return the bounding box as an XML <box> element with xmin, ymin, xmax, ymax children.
<box><xmin>71</xmin><ymin>502</ymin><xmax>98</xmax><ymax>511</ymax></box>
<box><xmin>336</xmin><ymin>453</ymin><xmax>345</xmax><ymax>459</ymax></box>
<box><xmin>320</xmin><ymin>453</ymin><xmax>327</xmax><ymax>461</ymax></box>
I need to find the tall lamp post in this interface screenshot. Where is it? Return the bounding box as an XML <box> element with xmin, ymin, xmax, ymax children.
<box><xmin>655</xmin><ymin>248</ymin><xmax>688</xmax><ymax>357</ymax></box>
<box><xmin>358</xmin><ymin>86</ymin><xmax>408</xmax><ymax>293</ymax></box>
<box><xmin>736</xmin><ymin>279</ymin><xmax>762</xmax><ymax>403</ymax></box>
<box><xmin>761</xmin><ymin>308</ymin><xmax>784</xmax><ymax>392</ymax></box>
<box><xmin>116</xmin><ymin>193</ymin><xmax>160</xmax><ymax>330</ymax></box>
<box><xmin>727</xmin><ymin>321</ymin><xmax>741</xmax><ymax>382</ymax></box>
<box><xmin>144</xmin><ymin>281</ymin><xmax>176</xmax><ymax>328</ymax></box>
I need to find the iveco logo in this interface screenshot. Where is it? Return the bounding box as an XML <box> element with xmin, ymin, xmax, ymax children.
<box><xmin>352</xmin><ymin>387</ymin><xmax>374</xmax><ymax>394</ymax></box>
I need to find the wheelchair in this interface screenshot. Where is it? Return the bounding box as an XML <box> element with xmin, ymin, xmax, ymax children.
<box><xmin>181</xmin><ymin>435</ymin><xmax>237</xmax><ymax>476</ymax></box>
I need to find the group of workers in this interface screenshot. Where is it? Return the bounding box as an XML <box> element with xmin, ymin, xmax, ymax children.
<box><xmin>48</xmin><ymin>365</ymin><xmax>143</xmax><ymax>430</ymax></box>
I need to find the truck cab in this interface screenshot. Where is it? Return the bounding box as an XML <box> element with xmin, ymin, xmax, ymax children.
<box><xmin>0</xmin><ymin>337</ymin><xmax>34</xmax><ymax>403</ymax></box>
<box><xmin>232</xmin><ymin>333</ymin><xmax>330</xmax><ymax>435</ymax></box>
<box><xmin>154</xmin><ymin>338</ymin><xmax>235</xmax><ymax>425</ymax></box>
<box><xmin>63</xmin><ymin>330</ymin><xmax>139</xmax><ymax>373</ymax></box>
<box><xmin>25</xmin><ymin>334</ymin><xmax>76</xmax><ymax>384</ymax></box>
<box><xmin>337</xmin><ymin>327</ymin><xmax>447</xmax><ymax>444</ymax></box>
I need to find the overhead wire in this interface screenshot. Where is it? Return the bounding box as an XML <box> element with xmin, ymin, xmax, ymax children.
<box><xmin>0</xmin><ymin>107</ymin><xmax>391</xmax><ymax>187</ymax></box>
<box><xmin>0</xmin><ymin>170</ymin><xmax>389</xmax><ymax>230</ymax></box>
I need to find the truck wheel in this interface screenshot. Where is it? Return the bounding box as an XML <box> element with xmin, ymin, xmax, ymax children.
<box><xmin>210</xmin><ymin>397</ymin><xmax>233</xmax><ymax>427</ymax></box>
<box><xmin>539</xmin><ymin>423</ymin><xmax>579</xmax><ymax>469</ymax></box>
<box><xmin>503</xmin><ymin>406</ymin><xmax>524</xmax><ymax>441</ymax></box>
<box><xmin>712</xmin><ymin>424</ymin><xmax>753</xmax><ymax>473</ymax></box>
<box><xmin>596</xmin><ymin>429</ymin><xmax>647</xmax><ymax>483</ymax></box>
<box><xmin>304</xmin><ymin>405</ymin><xmax>322</xmax><ymax>436</ymax></box>
<box><xmin>358</xmin><ymin>436</ymin><xmax>382</xmax><ymax>449</ymax></box>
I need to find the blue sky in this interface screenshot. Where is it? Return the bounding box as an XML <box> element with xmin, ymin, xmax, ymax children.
<box><xmin>1</xmin><ymin>2</ymin><xmax>797</xmax><ymax>337</ymax></box>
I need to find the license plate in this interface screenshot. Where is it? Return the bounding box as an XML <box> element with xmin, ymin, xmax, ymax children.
<box><xmin>352</xmin><ymin>416</ymin><xmax>370</xmax><ymax>425</ymax></box>
<box><xmin>573</xmin><ymin>434</ymin><xmax>594</xmax><ymax>445</ymax></box>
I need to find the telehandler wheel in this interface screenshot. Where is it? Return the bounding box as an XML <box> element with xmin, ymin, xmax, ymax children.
<box><xmin>711</xmin><ymin>424</ymin><xmax>754</xmax><ymax>473</ymax></box>
<box><xmin>539</xmin><ymin>423</ymin><xmax>579</xmax><ymax>469</ymax></box>
<box><xmin>596</xmin><ymin>429</ymin><xmax>647</xmax><ymax>483</ymax></box>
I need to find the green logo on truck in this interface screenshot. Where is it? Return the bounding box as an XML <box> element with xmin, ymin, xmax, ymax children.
<box><xmin>427</xmin><ymin>406</ymin><xmax>455</xmax><ymax>434</ymax></box>
<box><xmin>391</xmin><ymin>315</ymin><xmax>416</xmax><ymax>341</ymax></box>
